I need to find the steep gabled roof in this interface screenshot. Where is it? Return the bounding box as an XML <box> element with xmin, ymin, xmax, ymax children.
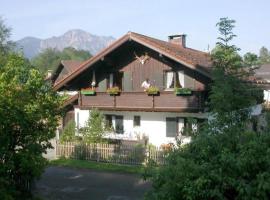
<box><xmin>61</xmin><ymin>60</ymin><xmax>83</xmax><ymax>73</ymax></box>
<box><xmin>53</xmin><ymin>32</ymin><xmax>212</xmax><ymax>90</ymax></box>
<box><xmin>51</xmin><ymin>60</ymin><xmax>83</xmax><ymax>83</ymax></box>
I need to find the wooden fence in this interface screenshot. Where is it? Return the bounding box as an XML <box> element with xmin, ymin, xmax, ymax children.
<box><xmin>56</xmin><ymin>141</ymin><xmax>166</xmax><ymax>165</ymax></box>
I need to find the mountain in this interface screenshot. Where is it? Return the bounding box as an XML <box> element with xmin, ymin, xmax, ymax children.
<box><xmin>16</xmin><ymin>29</ymin><xmax>115</xmax><ymax>59</ymax></box>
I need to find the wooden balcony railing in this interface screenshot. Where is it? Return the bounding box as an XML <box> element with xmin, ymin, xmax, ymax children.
<box><xmin>79</xmin><ymin>91</ymin><xmax>206</xmax><ymax>112</ymax></box>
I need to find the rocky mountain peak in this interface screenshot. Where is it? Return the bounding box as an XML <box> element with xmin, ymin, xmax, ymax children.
<box><xmin>16</xmin><ymin>29</ymin><xmax>115</xmax><ymax>59</ymax></box>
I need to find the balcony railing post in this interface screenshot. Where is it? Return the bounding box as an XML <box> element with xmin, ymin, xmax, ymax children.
<box><xmin>152</xmin><ymin>95</ymin><xmax>154</xmax><ymax>109</ymax></box>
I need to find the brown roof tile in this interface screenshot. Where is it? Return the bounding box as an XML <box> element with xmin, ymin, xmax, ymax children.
<box><xmin>129</xmin><ymin>32</ymin><xmax>212</xmax><ymax>71</ymax></box>
<box><xmin>61</xmin><ymin>60</ymin><xmax>83</xmax><ymax>73</ymax></box>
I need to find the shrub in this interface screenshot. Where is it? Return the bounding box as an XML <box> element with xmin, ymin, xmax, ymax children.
<box><xmin>60</xmin><ymin>121</ymin><xmax>76</xmax><ymax>143</ymax></box>
<box><xmin>82</xmin><ymin>109</ymin><xmax>106</xmax><ymax>143</ymax></box>
<box><xmin>145</xmin><ymin>130</ymin><xmax>270</xmax><ymax>200</ymax></box>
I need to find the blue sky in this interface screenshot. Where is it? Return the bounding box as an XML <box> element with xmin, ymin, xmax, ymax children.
<box><xmin>1</xmin><ymin>0</ymin><xmax>269</xmax><ymax>54</ymax></box>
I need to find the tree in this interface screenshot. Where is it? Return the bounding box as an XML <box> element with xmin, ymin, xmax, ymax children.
<box><xmin>0</xmin><ymin>17</ymin><xmax>15</xmax><ymax>67</ymax></box>
<box><xmin>210</xmin><ymin>17</ymin><xmax>261</xmax><ymax>129</ymax></box>
<box><xmin>60</xmin><ymin>121</ymin><xmax>76</xmax><ymax>143</ymax></box>
<box><xmin>145</xmin><ymin>128</ymin><xmax>270</xmax><ymax>200</ymax></box>
<box><xmin>0</xmin><ymin>54</ymin><xmax>62</xmax><ymax>199</ymax></box>
<box><xmin>144</xmin><ymin>18</ymin><xmax>268</xmax><ymax>200</ymax></box>
<box><xmin>31</xmin><ymin>47</ymin><xmax>91</xmax><ymax>73</ymax></box>
<box><xmin>82</xmin><ymin>109</ymin><xmax>106</xmax><ymax>143</ymax></box>
<box><xmin>259</xmin><ymin>46</ymin><xmax>270</xmax><ymax>64</ymax></box>
<box><xmin>243</xmin><ymin>52</ymin><xmax>260</xmax><ymax>67</ymax></box>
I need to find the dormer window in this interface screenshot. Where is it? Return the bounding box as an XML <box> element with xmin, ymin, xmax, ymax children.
<box><xmin>165</xmin><ymin>71</ymin><xmax>184</xmax><ymax>90</ymax></box>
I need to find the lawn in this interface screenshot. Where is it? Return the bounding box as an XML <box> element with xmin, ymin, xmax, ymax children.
<box><xmin>50</xmin><ymin>158</ymin><xmax>144</xmax><ymax>174</ymax></box>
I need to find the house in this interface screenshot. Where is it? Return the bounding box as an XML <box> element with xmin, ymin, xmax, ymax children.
<box><xmin>52</xmin><ymin>32</ymin><xmax>213</xmax><ymax>146</ymax></box>
<box><xmin>254</xmin><ymin>64</ymin><xmax>270</xmax><ymax>104</ymax></box>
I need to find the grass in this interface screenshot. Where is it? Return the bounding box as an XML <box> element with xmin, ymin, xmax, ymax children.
<box><xmin>50</xmin><ymin>158</ymin><xmax>144</xmax><ymax>174</ymax></box>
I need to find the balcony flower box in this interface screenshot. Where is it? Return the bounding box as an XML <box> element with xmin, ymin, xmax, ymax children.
<box><xmin>146</xmin><ymin>86</ymin><xmax>159</xmax><ymax>95</ymax></box>
<box><xmin>107</xmin><ymin>86</ymin><xmax>121</xmax><ymax>95</ymax></box>
<box><xmin>174</xmin><ymin>88</ymin><xmax>192</xmax><ymax>96</ymax></box>
<box><xmin>81</xmin><ymin>88</ymin><xmax>96</xmax><ymax>95</ymax></box>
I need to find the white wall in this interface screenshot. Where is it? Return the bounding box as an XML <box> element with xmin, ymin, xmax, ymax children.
<box><xmin>264</xmin><ymin>90</ymin><xmax>270</xmax><ymax>102</ymax></box>
<box><xmin>75</xmin><ymin>108</ymin><xmax>206</xmax><ymax>146</ymax></box>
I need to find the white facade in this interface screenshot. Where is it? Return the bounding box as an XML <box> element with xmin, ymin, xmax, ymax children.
<box><xmin>74</xmin><ymin>108</ymin><xmax>206</xmax><ymax>147</ymax></box>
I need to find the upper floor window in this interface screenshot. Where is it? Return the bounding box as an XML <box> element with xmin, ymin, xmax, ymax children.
<box><xmin>107</xmin><ymin>72</ymin><xmax>123</xmax><ymax>89</ymax></box>
<box><xmin>165</xmin><ymin>71</ymin><xmax>184</xmax><ymax>90</ymax></box>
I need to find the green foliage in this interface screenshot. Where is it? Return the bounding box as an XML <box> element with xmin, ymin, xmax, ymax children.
<box><xmin>0</xmin><ymin>54</ymin><xmax>62</xmax><ymax>199</ymax></box>
<box><xmin>210</xmin><ymin>17</ymin><xmax>262</xmax><ymax>127</ymax></box>
<box><xmin>0</xmin><ymin>17</ymin><xmax>15</xmax><ymax>67</ymax></box>
<box><xmin>145</xmin><ymin>17</ymin><xmax>269</xmax><ymax>200</ymax></box>
<box><xmin>145</xmin><ymin>86</ymin><xmax>159</xmax><ymax>95</ymax></box>
<box><xmin>174</xmin><ymin>87</ymin><xmax>192</xmax><ymax>95</ymax></box>
<box><xmin>82</xmin><ymin>109</ymin><xmax>105</xmax><ymax>143</ymax></box>
<box><xmin>106</xmin><ymin>86</ymin><xmax>121</xmax><ymax>95</ymax></box>
<box><xmin>50</xmin><ymin>158</ymin><xmax>143</xmax><ymax>174</ymax></box>
<box><xmin>31</xmin><ymin>47</ymin><xmax>91</xmax><ymax>73</ymax></box>
<box><xmin>145</xmin><ymin>130</ymin><xmax>270</xmax><ymax>200</ymax></box>
<box><xmin>60</xmin><ymin>121</ymin><xmax>76</xmax><ymax>143</ymax></box>
<box><xmin>259</xmin><ymin>46</ymin><xmax>270</xmax><ymax>64</ymax></box>
<box><xmin>243</xmin><ymin>52</ymin><xmax>260</xmax><ymax>67</ymax></box>
<box><xmin>127</xmin><ymin>144</ymin><xmax>146</xmax><ymax>163</ymax></box>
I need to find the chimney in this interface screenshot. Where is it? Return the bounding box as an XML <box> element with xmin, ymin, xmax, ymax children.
<box><xmin>168</xmin><ymin>34</ymin><xmax>186</xmax><ymax>48</ymax></box>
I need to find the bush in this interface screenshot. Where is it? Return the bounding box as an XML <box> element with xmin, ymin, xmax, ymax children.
<box><xmin>126</xmin><ymin>144</ymin><xmax>146</xmax><ymax>163</ymax></box>
<box><xmin>145</xmin><ymin>130</ymin><xmax>270</xmax><ymax>199</ymax></box>
<box><xmin>82</xmin><ymin>109</ymin><xmax>106</xmax><ymax>143</ymax></box>
<box><xmin>60</xmin><ymin>121</ymin><xmax>76</xmax><ymax>143</ymax></box>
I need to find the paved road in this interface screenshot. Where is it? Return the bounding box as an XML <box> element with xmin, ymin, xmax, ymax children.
<box><xmin>33</xmin><ymin>166</ymin><xmax>151</xmax><ymax>200</ymax></box>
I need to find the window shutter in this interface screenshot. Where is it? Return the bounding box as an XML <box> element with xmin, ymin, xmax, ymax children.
<box><xmin>166</xmin><ymin>117</ymin><xmax>177</xmax><ymax>137</ymax></box>
<box><xmin>184</xmin><ymin>72</ymin><xmax>195</xmax><ymax>89</ymax></box>
<box><xmin>98</xmin><ymin>78</ymin><xmax>107</xmax><ymax>92</ymax></box>
<box><xmin>151</xmin><ymin>72</ymin><xmax>164</xmax><ymax>90</ymax></box>
<box><xmin>123</xmin><ymin>72</ymin><xmax>133</xmax><ymax>92</ymax></box>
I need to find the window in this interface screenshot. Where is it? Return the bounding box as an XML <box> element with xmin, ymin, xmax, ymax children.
<box><xmin>166</xmin><ymin>117</ymin><xmax>177</xmax><ymax>137</ymax></box>
<box><xmin>105</xmin><ymin>115</ymin><xmax>113</xmax><ymax>129</ymax></box>
<box><xmin>165</xmin><ymin>71</ymin><xmax>184</xmax><ymax>89</ymax></box>
<box><xmin>115</xmin><ymin>115</ymin><xmax>124</xmax><ymax>134</ymax></box>
<box><xmin>182</xmin><ymin>118</ymin><xmax>206</xmax><ymax>136</ymax></box>
<box><xmin>107</xmin><ymin>72</ymin><xmax>123</xmax><ymax>89</ymax></box>
<box><xmin>133</xmin><ymin>116</ymin><xmax>141</xmax><ymax>127</ymax></box>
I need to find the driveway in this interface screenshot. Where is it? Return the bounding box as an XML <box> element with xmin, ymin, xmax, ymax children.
<box><xmin>33</xmin><ymin>166</ymin><xmax>151</xmax><ymax>200</ymax></box>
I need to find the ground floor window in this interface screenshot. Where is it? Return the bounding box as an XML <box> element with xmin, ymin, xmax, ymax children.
<box><xmin>133</xmin><ymin>116</ymin><xmax>141</xmax><ymax>127</ymax></box>
<box><xmin>105</xmin><ymin>114</ymin><xmax>113</xmax><ymax>129</ymax></box>
<box><xmin>115</xmin><ymin>115</ymin><xmax>124</xmax><ymax>134</ymax></box>
<box><xmin>166</xmin><ymin>117</ymin><xmax>178</xmax><ymax>137</ymax></box>
<box><xmin>166</xmin><ymin>117</ymin><xmax>205</xmax><ymax>137</ymax></box>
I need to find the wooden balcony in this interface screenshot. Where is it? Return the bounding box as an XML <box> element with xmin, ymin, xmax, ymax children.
<box><xmin>79</xmin><ymin>91</ymin><xmax>206</xmax><ymax>112</ymax></box>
